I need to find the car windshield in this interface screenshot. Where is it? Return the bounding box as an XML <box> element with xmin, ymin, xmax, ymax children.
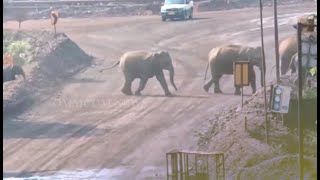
<box><xmin>164</xmin><ymin>0</ymin><xmax>185</xmax><ymax>5</ymax></box>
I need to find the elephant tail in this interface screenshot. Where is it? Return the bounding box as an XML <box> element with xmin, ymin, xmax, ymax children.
<box><xmin>204</xmin><ymin>61</ymin><xmax>209</xmax><ymax>81</ymax></box>
<box><xmin>99</xmin><ymin>60</ymin><xmax>120</xmax><ymax>72</ymax></box>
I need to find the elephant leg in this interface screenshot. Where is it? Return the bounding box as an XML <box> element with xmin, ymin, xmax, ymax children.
<box><xmin>121</xmin><ymin>73</ymin><xmax>133</xmax><ymax>95</ymax></box>
<box><xmin>249</xmin><ymin>66</ymin><xmax>257</xmax><ymax>94</ymax></box>
<box><xmin>280</xmin><ymin>57</ymin><xmax>288</xmax><ymax>75</ymax></box>
<box><xmin>213</xmin><ymin>74</ymin><xmax>222</xmax><ymax>93</ymax></box>
<box><xmin>203</xmin><ymin>78</ymin><xmax>214</xmax><ymax>92</ymax></box>
<box><xmin>155</xmin><ymin>71</ymin><xmax>171</xmax><ymax>96</ymax></box>
<box><xmin>204</xmin><ymin>64</ymin><xmax>215</xmax><ymax>92</ymax></box>
<box><xmin>203</xmin><ymin>66</ymin><xmax>222</xmax><ymax>93</ymax></box>
<box><xmin>135</xmin><ymin>77</ymin><xmax>148</xmax><ymax>96</ymax></box>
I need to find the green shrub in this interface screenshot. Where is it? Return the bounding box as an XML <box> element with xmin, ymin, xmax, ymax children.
<box><xmin>6</xmin><ymin>40</ymin><xmax>33</xmax><ymax>66</ymax></box>
<box><xmin>303</xmin><ymin>67</ymin><xmax>317</xmax><ymax>99</ymax></box>
<box><xmin>304</xmin><ymin>87</ymin><xmax>317</xmax><ymax>99</ymax></box>
<box><xmin>3</xmin><ymin>37</ymin><xmax>13</xmax><ymax>54</ymax></box>
<box><xmin>309</xmin><ymin>67</ymin><xmax>317</xmax><ymax>77</ymax></box>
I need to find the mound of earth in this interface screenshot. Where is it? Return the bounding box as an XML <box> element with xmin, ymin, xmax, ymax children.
<box><xmin>196</xmin><ymin>86</ymin><xmax>317</xmax><ymax>179</ymax></box>
<box><xmin>3</xmin><ymin>30</ymin><xmax>93</xmax><ymax>119</ymax></box>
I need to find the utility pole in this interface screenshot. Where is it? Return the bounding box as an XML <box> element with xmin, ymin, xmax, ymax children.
<box><xmin>297</xmin><ymin>22</ymin><xmax>304</xmax><ymax>180</ymax></box>
<box><xmin>273</xmin><ymin>0</ymin><xmax>280</xmax><ymax>83</ymax></box>
<box><xmin>259</xmin><ymin>0</ymin><xmax>269</xmax><ymax>144</ymax></box>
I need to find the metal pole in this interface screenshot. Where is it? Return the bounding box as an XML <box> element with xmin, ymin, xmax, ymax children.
<box><xmin>273</xmin><ymin>0</ymin><xmax>280</xmax><ymax>83</ymax></box>
<box><xmin>241</xmin><ymin>87</ymin><xmax>244</xmax><ymax>108</ymax></box>
<box><xmin>179</xmin><ymin>152</ymin><xmax>183</xmax><ymax>180</ymax></box>
<box><xmin>297</xmin><ymin>22</ymin><xmax>304</xmax><ymax>180</ymax></box>
<box><xmin>166</xmin><ymin>154</ymin><xmax>169</xmax><ymax>180</ymax></box>
<box><xmin>259</xmin><ymin>0</ymin><xmax>269</xmax><ymax>144</ymax></box>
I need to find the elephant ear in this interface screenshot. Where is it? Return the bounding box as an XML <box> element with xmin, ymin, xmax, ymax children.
<box><xmin>149</xmin><ymin>51</ymin><xmax>159</xmax><ymax>61</ymax></box>
<box><xmin>148</xmin><ymin>51</ymin><xmax>161</xmax><ymax>65</ymax></box>
<box><xmin>247</xmin><ymin>46</ymin><xmax>262</xmax><ymax>61</ymax></box>
<box><xmin>151</xmin><ymin>51</ymin><xmax>167</xmax><ymax>61</ymax></box>
<box><xmin>148</xmin><ymin>51</ymin><xmax>160</xmax><ymax>59</ymax></box>
<box><xmin>254</xmin><ymin>46</ymin><xmax>262</xmax><ymax>56</ymax></box>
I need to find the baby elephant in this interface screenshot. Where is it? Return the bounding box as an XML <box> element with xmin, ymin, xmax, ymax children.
<box><xmin>203</xmin><ymin>44</ymin><xmax>264</xmax><ymax>95</ymax></box>
<box><xmin>3</xmin><ymin>65</ymin><xmax>26</xmax><ymax>83</ymax></box>
<box><xmin>104</xmin><ymin>50</ymin><xmax>178</xmax><ymax>96</ymax></box>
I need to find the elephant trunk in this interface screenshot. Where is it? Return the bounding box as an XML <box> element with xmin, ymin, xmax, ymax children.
<box><xmin>169</xmin><ymin>66</ymin><xmax>178</xmax><ymax>91</ymax></box>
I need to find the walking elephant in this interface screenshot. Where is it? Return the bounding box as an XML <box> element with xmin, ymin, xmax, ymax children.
<box><xmin>103</xmin><ymin>50</ymin><xmax>178</xmax><ymax>96</ymax></box>
<box><xmin>279</xmin><ymin>35</ymin><xmax>298</xmax><ymax>75</ymax></box>
<box><xmin>203</xmin><ymin>45</ymin><xmax>264</xmax><ymax>95</ymax></box>
<box><xmin>3</xmin><ymin>65</ymin><xmax>26</xmax><ymax>83</ymax></box>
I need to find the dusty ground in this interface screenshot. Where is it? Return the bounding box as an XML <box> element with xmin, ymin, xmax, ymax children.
<box><xmin>3</xmin><ymin>2</ymin><xmax>316</xmax><ymax>179</ymax></box>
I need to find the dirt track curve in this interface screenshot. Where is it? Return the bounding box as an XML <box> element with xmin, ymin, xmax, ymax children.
<box><xmin>3</xmin><ymin>2</ymin><xmax>316</xmax><ymax>179</ymax></box>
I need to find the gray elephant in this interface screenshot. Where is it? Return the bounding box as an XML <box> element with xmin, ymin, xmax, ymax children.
<box><xmin>279</xmin><ymin>35</ymin><xmax>298</xmax><ymax>75</ymax></box>
<box><xmin>3</xmin><ymin>65</ymin><xmax>26</xmax><ymax>83</ymax></box>
<box><xmin>103</xmin><ymin>50</ymin><xmax>177</xmax><ymax>96</ymax></box>
<box><xmin>203</xmin><ymin>45</ymin><xmax>264</xmax><ymax>95</ymax></box>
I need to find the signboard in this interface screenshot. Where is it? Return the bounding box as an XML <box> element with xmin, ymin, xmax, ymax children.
<box><xmin>234</xmin><ymin>61</ymin><xmax>250</xmax><ymax>87</ymax></box>
<box><xmin>270</xmin><ymin>85</ymin><xmax>292</xmax><ymax>113</ymax></box>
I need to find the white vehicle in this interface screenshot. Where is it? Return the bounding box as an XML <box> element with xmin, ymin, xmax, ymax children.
<box><xmin>160</xmin><ymin>0</ymin><xmax>194</xmax><ymax>21</ymax></box>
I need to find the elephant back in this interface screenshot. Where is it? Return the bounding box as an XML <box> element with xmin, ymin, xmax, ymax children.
<box><xmin>279</xmin><ymin>36</ymin><xmax>298</xmax><ymax>56</ymax></box>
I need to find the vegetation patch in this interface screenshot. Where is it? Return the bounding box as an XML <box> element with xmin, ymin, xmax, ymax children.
<box><xmin>4</xmin><ymin>40</ymin><xmax>33</xmax><ymax>66</ymax></box>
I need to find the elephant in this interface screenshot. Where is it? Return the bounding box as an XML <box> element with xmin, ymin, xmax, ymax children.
<box><xmin>203</xmin><ymin>44</ymin><xmax>264</xmax><ymax>95</ymax></box>
<box><xmin>279</xmin><ymin>35</ymin><xmax>298</xmax><ymax>75</ymax></box>
<box><xmin>3</xmin><ymin>65</ymin><xmax>26</xmax><ymax>83</ymax></box>
<box><xmin>103</xmin><ymin>50</ymin><xmax>178</xmax><ymax>96</ymax></box>
<box><xmin>280</xmin><ymin>31</ymin><xmax>317</xmax><ymax>75</ymax></box>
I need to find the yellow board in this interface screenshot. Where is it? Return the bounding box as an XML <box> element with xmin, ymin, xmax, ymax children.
<box><xmin>234</xmin><ymin>61</ymin><xmax>250</xmax><ymax>86</ymax></box>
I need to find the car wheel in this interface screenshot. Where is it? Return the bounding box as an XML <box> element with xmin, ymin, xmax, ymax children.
<box><xmin>162</xmin><ymin>16</ymin><xmax>166</xmax><ymax>21</ymax></box>
<box><xmin>183</xmin><ymin>10</ymin><xmax>188</xmax><ymax>20</ymax></box>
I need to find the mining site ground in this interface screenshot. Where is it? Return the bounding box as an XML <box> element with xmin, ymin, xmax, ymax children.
<box><xmin>3</xmin><ymin>2</ymin><xmax>316</xmax><ymax>179</ymax></box>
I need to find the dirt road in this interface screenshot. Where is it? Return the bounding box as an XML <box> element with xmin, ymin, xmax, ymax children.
<box><xmin>3</xmin><ymin>3</ymin><xmax>316</xmax><ymax>179</ymax></box>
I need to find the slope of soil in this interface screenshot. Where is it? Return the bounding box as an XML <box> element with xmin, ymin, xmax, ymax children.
<box><xmin>3</xmin><ymin>30</ymin><xmax>93</xmax><ymax>119</ymax></box>
<box><xmin>197</xmin><ymin>86</ymin><xmax>317</xmax><ymax>179</ymax></box>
